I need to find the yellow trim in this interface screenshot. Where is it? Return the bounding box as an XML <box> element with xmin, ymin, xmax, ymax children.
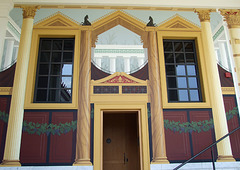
<box><xmin>0</xmin><ymin>87</ymin><xmax>12</xmax><ymax>95</ymax></box>
<box><xmin>94</xmin><ymin>103</ymin><xmax>150</xmax><ymax>170</ymax></box>
<box><xmin>157</xmin><ymin>31</ymin><xmax>211</xmax><ymax>109</ymax></box>
<box><xmin>222</xmin><ymin>87</ymin><xmax>236</xmax><ymax>95</ymax></box>
<box><xmin>25</xmin><ymin>14</ymin><xmax>81</xmax><ymax>109</ymax></box>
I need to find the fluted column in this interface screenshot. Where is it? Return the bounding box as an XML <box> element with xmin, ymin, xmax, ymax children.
<box><xmin>74</xmin><ymin>27</ymin><xmax>92</xmax><ymax>166</ymax></box>
<box><xmin>195</xmin><ymin>9</ymin><xmax>235</xmax><ymax>162</ymax></box>
<box><xmin>220</xmin><ymin>9</ymin><xmax>240</xmax><ymax>92</ymax></box>
<box><xmin>147</xmin><ymin>28</ymin><xmax>169</xmax><ymax>164</ymax></box>
<box><xmin>1</xmin><ymin>6</ymin><xmax>39</xmax><ymax>166</ymax></box>
<box><xmin>4</xmin><ymin>39</ymin><xmax>15</xmax><ymax>69</ymax></box>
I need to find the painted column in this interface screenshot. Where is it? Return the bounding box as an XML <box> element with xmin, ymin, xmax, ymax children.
<box><xmin>218</xmin><ymin>41</ymin><xmax>230</xmax><ymax>70</ymax></box>
<box><xmin>1</xmin><ymin>6</ymin><xmax>39</xmax><ymax>166</ymax></box>
<box><xmin>195</xmin><ymin>9</ymin><xmax>235</xmax><ymax>162</ymax></box>
<box><xmin>110</xmin><ymin>57</ymin><xmax>116</xmax><ymax>73</ymax></box>
<box><xmin>220</xmin><ymin>9</ymin><xmax>240</xmax><ymax>92</ymax></box>
<box><xmin>124</xmin><ymin>57</ymin><xmax>130</xmax><ymax>72</ymax></box>
<box><xmin>146</xmin><ymin>28</ymin><xmax>169</xmax><ymax>164</ymax></box>
<box><xmin>74</xmin><ymin>27</ymin><xmax>92</xmax><ymax>166</ymax></box>
<box><xmin>96</xmin><ymin>58</ymin><xmax>102</xmax><ymax>68</ymax></box>
<box><xmin>0</xmin><ymin>0</ymin><xmax>13</xmax><ymax>69</ymax></box>
<box><xmin>3</xmin><ymin>39</ymin><xmax>15</xmax><ymax>69</ymax></box>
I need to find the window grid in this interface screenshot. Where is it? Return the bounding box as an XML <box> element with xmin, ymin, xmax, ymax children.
<box><xmin>164</xmin><ymin>40</ymin><xmax>202</xmax><ymax>102</ymax></box>
<box><xmin>34</xmin><ymin>38</ymin><xmax>74</xmax><ymax>103</ymax></box>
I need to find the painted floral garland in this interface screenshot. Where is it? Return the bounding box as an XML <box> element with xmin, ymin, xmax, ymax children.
<box><xmin>0</xmin><ymin>107</ymin><xmax>238</xmax><ymax>135</ymax></box>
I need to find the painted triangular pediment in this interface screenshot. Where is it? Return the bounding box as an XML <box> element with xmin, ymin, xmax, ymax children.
<box><xmin>34</xmin><ymin>12</ymin><xmax>80</xmax><ymax>29</ymax></box>
<box><xmin>157</xmin><ymin>15</ymin><xmax>200</xmax><ymax>31</ymax></box>
<box><xmin>92</xmin><ymin>72</ymin><xmax>146</xmax><ymax>84</ymax></box>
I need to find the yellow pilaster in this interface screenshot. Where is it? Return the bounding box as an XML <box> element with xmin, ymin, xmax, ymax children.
<box><xmin>1</xmin><ymin>6</ymin><xmax>39</xmax><ymax>166</ymax></box>
<box><xmin>195</xmin><ymin>9</ymin><xmax>235</xmax><ymax>162</ymax></box>
<box><xmin>146</xmin><ymin>28</ymin><xmax>169</xmax><ymax>164</ymax></box>
<box><xmin>73</xmin><ymin>27</ymin><xmax>92</xmax><ymax>166</ymax></box>
<box><xmin>220</xmin><ymin>9</ymin><xmax>240</xmax><ymax>93</ymax></box>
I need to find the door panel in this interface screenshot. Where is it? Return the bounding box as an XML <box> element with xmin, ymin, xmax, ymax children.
<box><xmin>103</xmin><ymin>113</ymin><xmax>140</xmax><ymax>170</ymax></box>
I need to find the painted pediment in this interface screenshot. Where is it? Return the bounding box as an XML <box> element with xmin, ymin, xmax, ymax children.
<box><xmin>157</xmin><ymin>15</ymin><xmax>200</xmax><ymax>31</ymax></box>
<box><xmin>34</xmin><ymin>12</ymin><xmax>80</xmax><ymax>29</ymax></box>
<box><xmin>92</xmin><ymin>72</ymin><xmax>146</xmax><ymax>84</ymax></box>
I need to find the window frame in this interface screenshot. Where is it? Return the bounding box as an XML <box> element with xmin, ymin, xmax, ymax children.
<box><xmin>157</xmin><ymin>31</ymin><xmax>211</xmax><ymax>109</ymax></box>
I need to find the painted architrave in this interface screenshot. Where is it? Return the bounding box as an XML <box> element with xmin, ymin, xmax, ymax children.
<box><xmin>157</xmin><ymin>15</ymin><xmax>210</xmax><ymax>109</ymax></box>
<box><xmin>94</xmin><ymin>103</ymin><xmax>150</xmax><ymax>170</ymax></box>
<box><xmin>91</xmin><ymin>10</ymin><xmax>147</xmax><ymax>47</ymax></box>
<box><xmin>24</xmin><ymin>12</ymin><xmax>81</xmax><ymax>109</ymax></box>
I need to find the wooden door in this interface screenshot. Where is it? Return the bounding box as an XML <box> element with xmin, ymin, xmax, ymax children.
<box><xmin>103</xmin><ymin>113</ymin><xmax>140</xmax><ymax>170</ymax></box>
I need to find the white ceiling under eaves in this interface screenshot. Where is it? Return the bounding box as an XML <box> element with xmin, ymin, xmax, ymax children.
<box><xmin>12</xmin><ymin>0</ymin><xmax>240</xmax><ymax>9</ymax></box>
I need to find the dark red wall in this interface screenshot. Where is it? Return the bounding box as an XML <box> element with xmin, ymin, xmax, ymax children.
<box><xmin>223</xmin><ymin>95</ymin><xmax>240</xmax><ymax>160</ymax></box>
<box><xmin>20</xmin><ymin>110</ymin><xmax>77</xmax><ymax>165</ymax></box>
<box><xmin>0</xmin><ymin>96</ymin><xmax>11</xmax><ymax>163</ymax></box>
<box><xmin>164</xmin><ymin>109</ymin><xmax>215</xmax><ymax>162</ymax></box>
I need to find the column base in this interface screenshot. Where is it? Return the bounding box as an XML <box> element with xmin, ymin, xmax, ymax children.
<box><xmin>151</xmin><ymin>157</ymin><xmax>169</xmax><ymax>164</ymax></box>
<box><xmin>217</xmin><ymin>155</ymin><xmax>236</xmax><ymax>162</ymax></box>
<box><xmin>73</xmin><ymin>159</ymin><xmax>92</xmax><ymax>166</ymax></box>
<box><xmin>0</xmin><ymin>160</ymin><xmax>21</xmax><ymax>166</ymax></box>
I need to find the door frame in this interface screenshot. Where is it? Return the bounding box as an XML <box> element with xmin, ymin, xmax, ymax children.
<box><xmin>94</xmin><ymin>103</ymin><xmax>150</xmax><ymax>170</ymax></box>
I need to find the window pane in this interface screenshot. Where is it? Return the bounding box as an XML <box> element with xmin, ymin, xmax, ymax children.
<box><xmin>176</xmin><ymin>65</ymin><xmax>186</xmax><ymax>75</ymax></box>
<box><xmin>178</xmin><ymin>90</ymin><xmax>189</xmax><ymax>101</ymax></box>
<box><xmin>187</xmin><ymin>65</ymin><xmax>196</xmax><ymax>76</ymax></box>
<box><xmin>61</xmin><ymin>89</ymin><xmax>72</xmax><ymax>102</ymax></box>
<box><xmin>37</xmin><ymin>76</ymin><xmax>48</xmax><ymax>88</ymax></box>
<box><xmin>36</xmin><ymin>89</ymin><xmax>47</xmax><ymax>101</ymax></box>
<box><xmin>164</xmin><ymin>42</ymin><xmax>173</xmax><ymax>52</ymax></box>
<box><xmin>62</xmin><ymin>77</ymin><xmax>72</xmax><ymax>88</ymax></box>
<box><xmin>174</xmin><ymin>42</ymin><xmax>183</xmax><ymax>52</ymax></box>
<box><xmin>53</xmin><ymin>40</ymin><xmax>62</xmax><ymax>50</ymax></box>
<box><xmin>188</xmin><ymin>77</ymin><xmax>198</xmax><ymax>88</ymax></box>
<box><xmin>51</xmin><ymin>64</ymin><xmax>61</xmax><ymax>75</ymax></box>
<box><xmin>168</xmin><ymin>90</ymin><xmax>178</xmax><ymax>101</ymax></box>
<box><xmin>176</xmin><ymin>53</ymin><xmax>184</xmax><ymax>63</ymax></box>
<box><xmin>62</xmin><ymin>64</ymin><xmax>72</xmax><ymax>75</ymax></box>
<box><xmin>64</xmin><ymin>40</ymin><xmax>74</xmax><ymax>50</ymax></box>
<box><xmin>63</xmin><ymin>52</ymin><xmax>73</xmax><ymax>62</ymax></box>
<box><xmin>184</xmin><ymin>42</ymin><xmax>194</xmax><ymax>52</ymax></box>
<box><xmin>166</xmin><ymin>65</ymin><xmax>176</xmax><ymax>75</ymax></box>
<box><xmin>164</xmin><ymin>53</ymin><xmax>174</xmax><ymax>63</ymax></box>
<box><xmin>39</xmin><ymin>64</ymin><xmax>49</xmax><ymax>75</ymax></box>
<box><xmin>177</xmin><ymin>77</ymin><xmax>187</xmax><ymax>88</ymax></box>
<box><xmin>48</xmin><ymin>89</ymin><xmax>60</xmax><ymax>101</ymax></box>
<box><xmin>52</xmin><ymin>52</ymin><xmax>61</xmax><ymax>62</ymax></box>
<box><xmin>50</xmin><ymin>76</ymin><xmax>61</xmax><ymax>88</ymax></box>
<box><xmin>167</xmin><ymin>77</ymin><xmax>177</xmax><ymax>88</ymax></box>
<box><xmin>190</xmin><ymin>90</ymin><xmax>200</xmax><ymax>101</ymax></box>
<box><xmin>40</xmin><ymin>52</ymin><xmax>50</xmax><ymax>62</ymax></box>
<box><xmin>186</xmin><ymin>53</ymin><xmax>195</xmax><ymax>63</ymax></box>
<box><xmin>41</xmin><ymin>40</ymin><xmax>51</xmax><ymax>50</ymax></box>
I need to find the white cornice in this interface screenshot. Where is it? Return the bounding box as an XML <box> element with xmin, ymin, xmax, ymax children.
<box><xmin>12</xmin><ymin>0</ymin><xmax>240</xmax><ymax>9</ymax></box>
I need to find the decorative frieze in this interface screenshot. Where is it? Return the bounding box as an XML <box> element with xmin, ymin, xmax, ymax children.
<box><xmin>194</xmin><ymin>9</ymin><xmax>213</xmax><ymax>22</ymax></box>
<box><xmin>220</xmin><ymin>9</ymin><xmax>240</xmax><ymax>28</ymax></box>
<box><xmin>22</xmin><ymin>6</ymin><xmax>40</xmax><ymax>19</ymax></box>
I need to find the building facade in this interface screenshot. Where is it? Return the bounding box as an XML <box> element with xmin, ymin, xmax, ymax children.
<box><xmin>0</xmin><ymin>0</ymin><xmax>240</xmax><ymax>169</ymax></box>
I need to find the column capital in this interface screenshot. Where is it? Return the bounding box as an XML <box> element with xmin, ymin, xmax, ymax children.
<box><xmin>21</xmin><ymin>6</ymin><xmax>40</xmax><ymax>19</ymax></box>
<box><xmin>219</xmin><ymin>9</ymin><xmax>240</xmax><ymax>28</ymax></box>
<box><xmin>194</xmin><ymin>9</ymin><xmax>214</xmax><ymax>22</ymax></box>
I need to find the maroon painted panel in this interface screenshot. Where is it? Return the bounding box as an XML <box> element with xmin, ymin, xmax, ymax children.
<box><xmin>223</xmin><ymin>96</ymin><xmax>240</xmax><ymax>159</ymax></box>
<box><xmin>164</xmin><ymin>110</ymin><xmax>191</xmax><ymax>160</ymax></box>
<box><xmin>49</xmin><ymin>112</ymin><xmax>76</xmax><ymax>163</ymax></box>
<box><xmin>0</xmin><ymin>96</ymin><xmax>11</xmax><ymax>163</ymax></box>
<box><xmin>189</xmin><ymin>110</ymin><xmax>215</xmax><ymax>160</ymax></box>
<box><xmin>20</xmin><ymin>112</ymin><xmax>49</xmax><ymax>163</ymax></box>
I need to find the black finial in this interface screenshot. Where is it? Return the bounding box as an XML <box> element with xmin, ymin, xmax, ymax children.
<box><xmin>146</xmin><ymin>16</ymin><xmax>156</xmax><ymax>27</ymax></box>
<box><xmin>82</xmin><ymin>15</ymin><xmax>91</xmax><ymax>26</ymax></box>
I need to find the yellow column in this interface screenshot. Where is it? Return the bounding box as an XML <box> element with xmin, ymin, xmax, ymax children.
<box><xmin>195</xmin><ymin>9</ymin><xmax>235</xmax><ymax>162</ymax></box>
<box><xmin>73</xmin><ymin>27</ymin><xmax>92</xmax><ymax>166</ymax></box>
<box><xmin>220</xmin><ymin>9</ymin><xmax>240</xmax><ymax>92</ymax></box>
<box><xmin>1</xmin><ymin>6</ymin><xmax>39</xmax><ymax>166</ymax></box>
<box><xmin>146</xmin><ymin>28</ymin><xmax>169</xmax><ymax>164</ymax></box>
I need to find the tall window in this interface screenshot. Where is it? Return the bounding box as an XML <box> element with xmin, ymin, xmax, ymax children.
<box><xmin>34</xmin><ymin>38</ymin><xmax>74</xmax><ymax>103</ymax></box>
<box><xmin>164</xmin><ymin>40</ymin><xmax>202</xmax><ymax>102</ymax></box>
